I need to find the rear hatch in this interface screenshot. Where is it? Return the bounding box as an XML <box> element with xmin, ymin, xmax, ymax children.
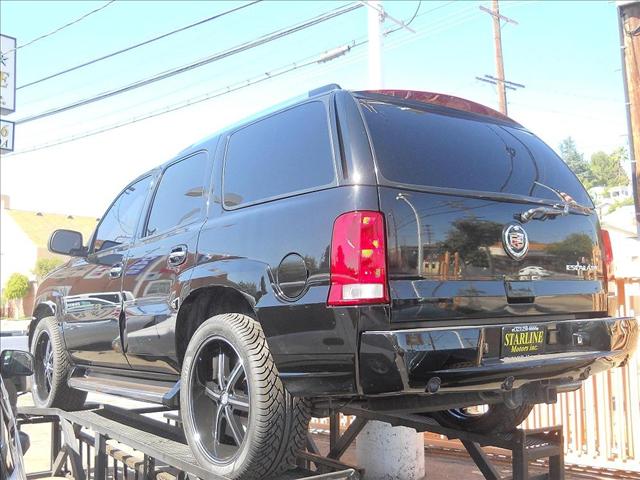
<box><xmin>357</xmin><ymin>93</ymin><xmax>607</xmax><ymax>323</ymax></box>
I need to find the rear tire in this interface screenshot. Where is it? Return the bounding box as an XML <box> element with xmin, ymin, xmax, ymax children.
<box><xmin>180</xmin><ymin>313</ymin><xmax>310</xmax><ymax>479</ymax></box>
<box><xmin>31</xmin><ymin>317</ymin><xmax>87</xmax><ymax>410</ymax></box>
<box><xmin>431</xmin><ymin>403</ymin><xmax>534</xmax><ymax>433</ymax></box>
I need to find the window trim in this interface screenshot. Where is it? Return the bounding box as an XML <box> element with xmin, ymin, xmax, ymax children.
<box><xmin>141</xmin><ymin>150</ymin><xmax>210</xmax><ymax>240</ymax></box>
<box><xmin>90</xmin><ymin>174</ymin><xmax>154</xmax><ymax>255</ymax></box>
<box><xmin>221</xmin><ymin>100</ymin><xmax>338</xmax><ymax>211</ymax></box>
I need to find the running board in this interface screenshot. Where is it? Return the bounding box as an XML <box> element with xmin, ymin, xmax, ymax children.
<box><xmin>69</xmin><ymin>371</ymin><xmax>179</xmax><ymax>407</ymax></box>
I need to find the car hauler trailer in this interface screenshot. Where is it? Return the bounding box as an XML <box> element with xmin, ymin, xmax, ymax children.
<box><xmin>17</xmin><ymin>401</ymin><xmax>565</xmax><ymax>480</ymax></box>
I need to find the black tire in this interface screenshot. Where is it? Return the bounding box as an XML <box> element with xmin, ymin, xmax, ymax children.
<box><xmin>180</xmin><ymin>313</ymin><xmax>310</xmax><ymax>479</ymax></box>
<box><xmin>31</xmin><ymin>317</ymin><xmax>87</xmax><ymax>410</ymax></box>
<box><xmin>431</xmin><ymin>403</ymin><xmax>534</xmax><ymax>433</ymax></box>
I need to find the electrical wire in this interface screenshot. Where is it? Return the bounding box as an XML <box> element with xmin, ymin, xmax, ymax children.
<box><xmin>405</xmin><ymin>0</ymin><xmax>422</xmax><ymax>27</ymax></box>
<box><xmin>6</xmin><ymin>2</ymin><xmax>481</xmax><ymax>156</ymax></box>
<box><xmin>42</xmin><ymin>1</ymin><xmax>448</xmax><ymax>132</ymax></box>
<box><xmin>15</xmin><ymin>0</ymin><xmax>446</xmax><ymax>119</ymax></box>
<box><xmin>5</xmin><ymin>57</ymin><xmax>329</xmax><ymax>156</ymax></box>
<box><xmin>14</xmin><ymin>2</ymin><xmax>362</xmax><ymax>126</ymax></box>
<box><xmin>17</xmin><ymin>1</ymin><xmax>262</xmax><ymax>90</ymax></box>
<box><xmin>5</xmin><ymin>1</ymin><xmax>116</xmax><ymax>54</ymax></box>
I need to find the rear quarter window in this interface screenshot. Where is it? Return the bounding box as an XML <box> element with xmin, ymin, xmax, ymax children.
<box><xmin>360</xmin><ymin>99</ymin><xmax>592</xmax><ymax>206</ymax></box>
<box><xmin>223</xmin><ymin>101</ymin><xmax>335</xmax><ymax>208</ymax></box>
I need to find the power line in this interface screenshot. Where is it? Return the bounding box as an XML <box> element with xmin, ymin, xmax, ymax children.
<box><xmin>6</xmin><ymin>49</ymin><xmax>355</xmax><ymax>156</ymax></box>
<box><xmin>5</xmin><ymin>1</ymin><xmax>116</xmax><ymax>55</ymax></box>
<box><xmin>51</xmin><ymin>0</ymin><xmax>450</xmax><ymax>131</ymax></box>
<box><xmin>17</xmin><ymin>1</ymin><xmax>262</xmax><ymax>90</ymax></box>
<box><xmin>20</xmin><ymin>0</ymin><xmax>450</xmax><ymax>116</ymax></box>
<box><xmin>5</xmin><ymin>3</ymin><xmax>480</xmax><ymax>156</ymax></box>
<box><xmin>14</xmin><ymin>2</ymin><xmax>362</xmax><ymax>125</ymax></box>
<box><xmin>405</xmin><ymin>1</ymin><xmax>423</xmax><ymax>27</ymax></box>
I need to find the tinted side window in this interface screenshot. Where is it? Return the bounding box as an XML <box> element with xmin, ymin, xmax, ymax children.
<box><xmin>146</xmin><ymin>152</ymin><xmax>208</xmax><ymax>236</ymax></box>
<box><xmin>361</xmin><ymin>99</ymin><xmax>591</xmax><ymax>206</ymax></box>
<box><xmin>224</xmin><ymin>102</ymin><xmax>335</xmax><ymax>207</ymax></box>
<box><xmin>94</xmin><ymin>176</ymin><xmax>151</xmax><ymax>252</ymax></box>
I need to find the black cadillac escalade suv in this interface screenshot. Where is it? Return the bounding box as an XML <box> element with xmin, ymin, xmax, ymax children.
<box><xmin>30</xmin><ymin>85</ymin><xmax>638</xmax><ymax>478</ymax></box>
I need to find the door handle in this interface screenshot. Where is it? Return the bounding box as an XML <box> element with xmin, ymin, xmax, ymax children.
<box><xmin>109</xmin><ymin>263</ymin><xmax>123</xmax><ymax>278</ymax></box>
<box><xmin>168</xmin><ymin>245</ymin><xmax>188</xmax><ymax>266</ymax></box>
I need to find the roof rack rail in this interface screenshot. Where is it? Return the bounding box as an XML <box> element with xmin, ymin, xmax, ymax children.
<box><xmin>308</xmin><ymin>84</ymin><xmax>342</xmax><ymax>97</ymax></box>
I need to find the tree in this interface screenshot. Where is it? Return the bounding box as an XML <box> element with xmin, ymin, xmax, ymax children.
<box><xmin>33</xmin><ymin>258</ymin><xmax>63</xmax><ymax>281</ymax></box>
<box><xmin>590</xmin><ymin>149</ymin><xmax>629</xmax><ymax>188</ymax></box>
<box><xmin>3</xmin><ymin>273</ymin><xmax>30</xmax><ymax>319</ymax></box>
<box><xmin>609</xmin><ymin>147</ymin><xmax>631</xmax><ymax>186</ymax></box>
<box><xmin>438</xmin><ymin>218</ymin><xmax>503</xmax><ymax>271</ymax></box>
<box><xmin>559</xmin><ymin>137</ymin><xmax>594</xmax><ymax>188</ymax></box>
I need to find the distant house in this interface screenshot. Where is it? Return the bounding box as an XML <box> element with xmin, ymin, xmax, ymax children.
<box><xmin>0</xmin><ymin>195</ymin><xmax>97</xmax><ymax>316</ymax></box>
<box><xmin>589</xmin><ymin>185</ymin><xmax>633</xmax><ymax>216</ymax></box>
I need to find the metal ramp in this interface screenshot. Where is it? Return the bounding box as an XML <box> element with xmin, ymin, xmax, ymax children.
<box><xmin>17</xmin><ymin>402</ymin><xmax>565</xmax><ymax>480</ymax></box>
<box><xmin>17</xmin><ymin>405</ymin><xmax>357</xmax><ymax>480</ymax></box>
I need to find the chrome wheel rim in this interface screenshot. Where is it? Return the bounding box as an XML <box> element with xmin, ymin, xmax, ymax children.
<box><xmin>34</xmin><ymin>331</ymin><xmax>53</xmax><ymax>401</ymax></box>
<box><xmin>188</xmin><ymin>336</ymin><xmax>250</xmax><ymax>465</ymax></box>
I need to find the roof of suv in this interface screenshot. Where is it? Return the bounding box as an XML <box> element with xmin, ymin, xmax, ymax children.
<box><xmin>171</xmin><ymin>84</ymin><xmax>520</xmax><ymax>168</ymax></box>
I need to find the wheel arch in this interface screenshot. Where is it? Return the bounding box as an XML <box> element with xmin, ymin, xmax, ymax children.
<box><xmin>29</xmin><ymin>301</ymin><xmax>57</xmax><ymax>348</ymax></box>
<box><xmin>175</xmin><ymin>284</ymin><xmax>258</xmax><ymax>367</ymax></box>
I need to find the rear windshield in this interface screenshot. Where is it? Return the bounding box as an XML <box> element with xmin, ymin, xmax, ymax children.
<box><xmin>359</xmin><ymin>98</ymin><xmax>592</xmax><ymax>206</ymax></box>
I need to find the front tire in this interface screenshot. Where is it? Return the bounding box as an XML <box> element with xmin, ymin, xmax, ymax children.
<box><xmin>31</xmin><ymin>317</ymin><xmax>87</xmax><ymax>410</ymax></box>
<box><xmin>431</xmin><ymin>403</ymin><xmax>534</xmax><ymax>433</ymax></box>
<box><xmin>180</xmin><ymin>313</ymin><xmax>310</xmax><ymax>479</ymax></box>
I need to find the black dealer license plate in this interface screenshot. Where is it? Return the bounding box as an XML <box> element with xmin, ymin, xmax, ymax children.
<box><xmin>501</xmin><ymin>324</ymin><xmax>546</xmax><ymax>357</ymax></box>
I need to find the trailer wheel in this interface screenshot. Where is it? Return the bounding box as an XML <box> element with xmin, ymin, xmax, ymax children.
<box><xmin>180</xmin><ymin>313</ymin><xmax>309</xmax><ymax>479</ymax></box>
<box><xmin>431</xmin><ymin>403</ymin><xmax>534</xmax><ymax>433</ymax></box>
<box><xmin>31</xmin><ymin>317</ymin><xmax>87</xmax><ymax>410</ymax></box>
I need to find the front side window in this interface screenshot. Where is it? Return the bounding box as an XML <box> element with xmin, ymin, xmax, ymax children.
<box><xmin>146</xmin><ymin>152</ymin><xmax>208</xmax><ymax>236</ymax></box>
<box><xmin>223</xmin><ymin>102</ymin><xmax>335</xmax><ymax>207</ymax></box>
<box><xmin>93</xmin><ymin>176</ymin><xmax>151</xmax><ymax>252</ymax></box>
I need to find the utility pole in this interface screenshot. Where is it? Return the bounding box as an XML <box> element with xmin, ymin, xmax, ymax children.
<box><xmin>618</xmin><ymin>1</ymin><xmax>640</xmax><ymax>235</ymax></box>
<box><xmin>491</xmin><ymin>0</ymin><xmax>507</xmax><ymax>115</ymax></box>
<box><xmin>397</xmin><ymin>193</ymin><xmax>423</xmax><ymax>277</ymax></box>
<box><xmin>367</xmin><ymin>0</ymin><xmax>384</xmax><ymax>89</ymax></box>
<box><xmin>363</xmin><ymin>1</ymin><xmax>415</xmax><ymax>90</ymax></box>
<box><xmin>479</xmin><ymin>1</ymin><xmax>519</xmax><ymax>115</ymax></box>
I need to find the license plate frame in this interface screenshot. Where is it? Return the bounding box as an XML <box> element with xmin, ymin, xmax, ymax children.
<box><xmin>501</xmin><ymin>324</ymin><xmax>546</xmax><ymax>358</ymax></box>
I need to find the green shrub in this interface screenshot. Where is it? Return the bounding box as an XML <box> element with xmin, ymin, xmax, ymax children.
<box><xmin>4</xmin><ymin>273</ymin><xmax>30</xmax><ymax>301</ymax></box>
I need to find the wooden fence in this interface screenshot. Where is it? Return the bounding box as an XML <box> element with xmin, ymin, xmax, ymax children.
<box><xmin>522</xmin><ymin>279</ymin><xmax>640</xmax><ymax>472</ymax></box>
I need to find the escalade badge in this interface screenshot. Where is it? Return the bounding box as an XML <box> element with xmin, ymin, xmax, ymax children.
<box><xmin>503</xmin><ymin>223</ymin><xmax>529</xmax><ymax>260</ymax></box>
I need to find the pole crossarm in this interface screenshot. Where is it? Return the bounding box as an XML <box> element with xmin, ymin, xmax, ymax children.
<box><xmin>360</xmin><ymin>1</ymin><xmax>416</xmax><ymax>33</ymax></box>
<box><xmin>479</xmin><ymin>5</ymin><xmax>518</xmax><ymax>25</ymax></box>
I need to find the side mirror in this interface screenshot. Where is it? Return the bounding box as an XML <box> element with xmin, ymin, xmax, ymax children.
<box><xmin>0</xmin><ymin>350</ymin><xmax>34</xmax><ymax>378</ymax></box>
<box><xmin>49</xmin><ymin>229</ymin><xmax>86</xmax><ymax>257</ymax></box>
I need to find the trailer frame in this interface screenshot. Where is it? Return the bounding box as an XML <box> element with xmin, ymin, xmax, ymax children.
<box><xmin>17</xmin><ymin>401</ymin><xmax>565</xmax><ymax>480</ymax></box>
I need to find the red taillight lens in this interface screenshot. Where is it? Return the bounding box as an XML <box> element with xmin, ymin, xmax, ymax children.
<box><xmin>601</xmin><ymin>229</ymin><xmax>614</xmax><ymax>280</ymax></box>
<box><xmin>328</xmin><ymin>211</ymin><xmax>389</xmax><ymax>306</ymax></box>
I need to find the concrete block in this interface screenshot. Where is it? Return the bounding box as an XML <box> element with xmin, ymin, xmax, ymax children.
<box><xmin>355</xmin><ymin>420</ymin><xmax>425</xmax><ymax>479</ymax></box>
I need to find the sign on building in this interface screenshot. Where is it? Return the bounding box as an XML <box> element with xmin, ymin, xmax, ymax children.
<box><xmin>1</xmin><ymin>120</ymin><xmax>15</xmax><ymax>152</ymax></box>
<box><xmin>1</xmin><ymin>34</ymin><xmax>17</xmax><ymax>115</ymax></box>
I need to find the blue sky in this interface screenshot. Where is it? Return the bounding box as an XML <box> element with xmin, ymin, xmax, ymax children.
<box><xmin>0</xmin><ymin>0</ymin><xmax>630</xmax><ymax>216</ymax></box>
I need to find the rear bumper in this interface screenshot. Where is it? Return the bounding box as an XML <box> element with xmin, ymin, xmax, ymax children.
<box><xmin>359</xmin><ymin>316</ymin><xmax>638</xmax><ymax>395</ymax></box>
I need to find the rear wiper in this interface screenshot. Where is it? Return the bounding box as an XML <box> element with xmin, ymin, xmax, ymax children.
<box><xmin>517</xmin><ymin>204</ymin><xmax>568</xmax><ymax>223</ymax></box>
<box><xmin>516</xmin><ymin>181</ymin><xmax>593</xmax><ymax>223</ymax></box>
